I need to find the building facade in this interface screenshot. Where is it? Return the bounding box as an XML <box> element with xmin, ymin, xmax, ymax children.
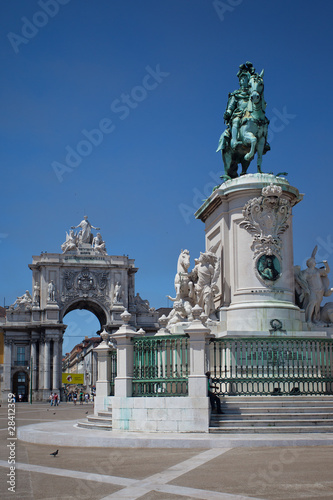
<box><xmin>62</xmin><ymin>336</ymin><xmax>101</xmax><ymax>394</ymax></box>
<box><xmin>0</xmin><ymin>218</ymin><xmax>159</xmax><ymax>402</ymax></box>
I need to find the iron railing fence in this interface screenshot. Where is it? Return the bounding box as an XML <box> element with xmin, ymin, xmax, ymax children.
<box><xmin>209</xmin><ymin>337</ymin><xmax>333</xmax><ymax>396</ymax></box>
<box><xmin>132</xmin><ymin>335</ymin><xmax>189</xmax><ymax>396</ymax></box>
<box><xmin>109</xmin><ymin>349</ymin><xmax>117</xmax><ymax>396</ymax></box>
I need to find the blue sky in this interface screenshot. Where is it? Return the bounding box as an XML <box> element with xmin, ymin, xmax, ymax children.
<box><xmin>1</xmin><ymin>0</ymin><xmax>333</xmax><ymax>353</ymax></box>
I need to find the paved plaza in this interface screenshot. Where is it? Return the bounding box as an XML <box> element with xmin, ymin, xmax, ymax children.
<box><xmin>1</xmin><ymin>402</ymin><xmax>333</xmax><ymax>500</ymax></box>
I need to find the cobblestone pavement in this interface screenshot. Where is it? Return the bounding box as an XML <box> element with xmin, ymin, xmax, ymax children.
<box><xmin>1</xmin><ymin>402</ymin><xmax>333</xmax><ymax>500</ymax></box>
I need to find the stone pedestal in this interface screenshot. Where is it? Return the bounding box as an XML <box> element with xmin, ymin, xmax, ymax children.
<box><xmin>195</xmin><ymin>174</ymin><xmax>304</xmax><ymax>334</ymax></box>
<box><xmin>112</xmin><ymin>311</ymin><xmax>138</xmax><ymax>398</ymax></box>
<box><xmin>94</xmin><ymin>332</ymin><xmax>111</xmax><ymax>398</ymax></box>
<box><xmin>184</xmin><ymin>305</ymin><xmax>211</xmax><ymax>398</ymax></box>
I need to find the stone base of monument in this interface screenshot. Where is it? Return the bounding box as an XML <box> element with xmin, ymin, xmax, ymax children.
<box><xmin>194</xmin><ymin>173</ymin><xmax>331</xmax><ymax>339</ymax></box>
<box><xmin>90</xmin><ymin>174</ymin><xmax>333</xmax><ymax>433</ymax></box>
<box><xmin>97</xmin><ymin>396</ymin><xmax>210</xmax><ymax>433</ymax></box>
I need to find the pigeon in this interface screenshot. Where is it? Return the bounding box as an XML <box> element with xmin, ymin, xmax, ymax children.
<box><xmin>53</xmin><ymin>413</ymin><xmax>56</xmax><ymax>415</ymax></box>
<box><xmin>50</xmin><ymin>450</ymin><xmax>58</xmax><ymax>457</ymax></box>
<box><xmin>85</xmin><ymin>411</ymin><xmax>88</xmax><ymax>414</ymax></box>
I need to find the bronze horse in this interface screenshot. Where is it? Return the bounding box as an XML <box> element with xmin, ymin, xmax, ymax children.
<box><xmin>217</xmin><ymin>71</ymin><xmax>270</xmax><ymax>179</ymax></box>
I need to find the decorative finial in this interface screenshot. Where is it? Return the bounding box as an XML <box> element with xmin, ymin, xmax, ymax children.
<box><xmin>191</xmin><ymin>304</ymin><xmax>203</xmax><ymax>321</ymax></box>
<box><xmin>156</xmin><ymin>314</ymin><xmax>170</xmax><ymax>335</ymax></box>
<box><xmin>100</xmin><ymin>329</ymin><xmax>109</xmax><ymax>344</ymax></box>
<box><xmin>120</xmin><ymin>310</ymin><xmax>131</xmax><ymax>325</ymax></box>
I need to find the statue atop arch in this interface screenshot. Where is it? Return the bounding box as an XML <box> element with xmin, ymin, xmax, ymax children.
<box><xmin>71</xmin><ymin>215</ymin><xmax>100</xmax><ymax>244</ymax></box>
<box><xmin>9</xmin><ymin>290</ymin><xmax>32</xmax><ymax>310</ymax></box>
<box><xmin>217</xmin><ymin>61</ymin><xmax>270</xmax><ymax>179</ymax></box>
<box><xmin>61</xmin><ymin>216</ymin><xmax>107</xmax><ymax>255</ymax></box>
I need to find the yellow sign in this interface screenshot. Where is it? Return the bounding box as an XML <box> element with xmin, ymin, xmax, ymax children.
<box><xmin>62</xmin><ymin>373</ymin><xmax>84</xmax><ymax>384</ymax></box>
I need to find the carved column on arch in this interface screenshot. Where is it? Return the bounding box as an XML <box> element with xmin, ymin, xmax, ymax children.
<box><xmin>30</xmin><ymin>341</ymin><xmax>38</xmax><ymax>390</ymax></box>
<box><xmin>58</xmin><ymin>338</ymin><xmax>63</xmax><ymax>389</ymax></box>
<box><xmin>44</xmin><ymin>339</ymin><xmax>51</xmax><ymax>390</ymax></box>
<box><xmin>39</xmin><ymin>337</ymin><xmax>45</xmax><ymax>389</ymax></box>
<box><xmin>3</xmin><ymin>338</ymin><xmax>13</xmax><ymax>392</ymax></box>
<box><xmin>52</xmin><ymin>337</ymin><xmax>60</xmax><ymax>391</ymax></box>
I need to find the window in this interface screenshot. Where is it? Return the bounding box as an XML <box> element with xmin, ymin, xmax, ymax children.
<box><xmin>17</xmin><ymin>347</ymin><xmax>25</xmax><ymax>364</ymax></box>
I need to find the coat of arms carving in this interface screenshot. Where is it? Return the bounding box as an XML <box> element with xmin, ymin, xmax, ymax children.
<box><xmin>61</xmin><ymin>267</ymin><xmax>110</xmax><ymax>303</ymax></box>
<box><xmin>77</xmin><ymin>267</ymin><xmax>95</xmax><ymax>292</ymax></box>
<box><xmin>239</xmin><ymin>183</ymin><xmax>291</xmax><ymax>258</ymax></box>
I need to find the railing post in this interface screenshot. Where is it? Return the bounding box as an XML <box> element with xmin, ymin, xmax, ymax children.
<box><xmin>94</xmin><ymin>329</ymin><xmax>111</xmax><ymax>399</ymax></box>
<box><xmin>112</xmin><ymin>310</ymin><xmax>139</xmax><ymax>397</ymax></box>
<box><xmin>184</xmin><ymin>305</ymin><xmax>212</xmax><ymax>397</ymax></box>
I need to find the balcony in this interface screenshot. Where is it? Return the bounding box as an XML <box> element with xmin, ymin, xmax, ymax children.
<box><xmin>13</xmin><ymin>360</ymin><xmax>28</xmax><ymax>367</ymax></box>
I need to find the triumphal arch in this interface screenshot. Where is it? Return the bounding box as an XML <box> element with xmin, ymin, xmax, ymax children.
<box><xmin>1</xmin><ymin>217</ymin><xmax>158</xmax><ymax>401</ymax></box>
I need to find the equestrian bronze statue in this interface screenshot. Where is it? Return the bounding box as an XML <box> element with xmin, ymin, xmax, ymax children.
<box><xmin>217</xmin><ymin>62</ymin><xmax>270</xmax><ymax>179</ymax></box>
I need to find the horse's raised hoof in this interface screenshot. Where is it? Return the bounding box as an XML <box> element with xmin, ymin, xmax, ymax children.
<box><xmin>244</xmin><ymin>153</ymin><xmax>253</xmax><ymax>161</ymax></box>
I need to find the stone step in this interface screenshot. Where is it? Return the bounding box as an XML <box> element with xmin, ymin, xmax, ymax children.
<box><xmin>209</xmin><ymin>395</ymin><xmax>333</xmax><ymax>433</ymax></box>
<box><xmin>211</xmin><ymin>418</ymin><xmax>333</xmax><ymax>427</ymax></box>
<box><xmin>219</xmin><ymin>400</ymin><xmax>333</xmax><ymax>408</ymax></box>
<box><xmin>87</xmin><ymin>415</ymin><xmax>113</xmax><ymax>425</ymax></box>
<box><xmin>219</xmin><ymin>395</ymin><xmax>333</xmax><ymax>401</ymax></box>
<box><xmin>211</xmin><ymin>413</ymin><xmax>333</xmax><ymax>421</ymax></box>
<box><xmin>97</xmin><ymin>411</ymin><xmax>113</xmax><ymax>418</ymax></box>
<box><xmin>219</xmin><ymin>406</ymin><xmax>333</xmax><ymax>414</ymax></box>
<box><xmin>77</xmin><ymin>420</ymin><xmax>112</xmax><ymax>431</ymax></box>
<box><xmin>77</xmin><ymin>407</ymin><xmax>113</xmax><ymax>431</ymax></box>
<box><xmin>209</xmin><ymin>425</ymin><xmax>333</xmax><ymax>434</ymax></box>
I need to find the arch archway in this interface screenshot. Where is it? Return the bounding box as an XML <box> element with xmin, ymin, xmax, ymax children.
<box><xmin>3</xmin><ymin>238</ymin><xmax>158</xmax><ymax>401</ymax></box>
<box><xmin>61</xmin><ymin>298</ymin><xmax>107</xmax><ymax>329</ymax></box>
<box><xmin>62</xmin><ymin>308</ymin><xmax>101</xmax><ymax>356</ymax></box>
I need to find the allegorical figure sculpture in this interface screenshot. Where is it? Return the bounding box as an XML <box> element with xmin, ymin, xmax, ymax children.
<box><xmin>9</xmin><ymin>290</ymin><xmax>32</xmax><ymax>310</ymax></box>
<box><xmin>92</xmin><ymin>232</ymin><xmax>107</xmax><ymax>254</ymax></box>
<box><xmin>61</xmin><ymin>229</ymin><xmax>78</xmax><ymax>253</ymax></box>
<box><xmin>192</xmin><ymin>251</ymin><xmax>220</xmax><ymax>318</ymax></box>
<box><xmin>113</xmin><ymin>282</ymin><xmax>122</xmax><ymax>303</ymax></box>
<box><xmin>166</xmin><ymin>249</ymin><xmax>195</xmax><ymax>322</ymax></box>
<box><xmin>61</xmin><ymin>217</ymin><xmax>108</xmax><ymax>255</ymax></box>
<box><xmin>48</xmin><ymin>280</ymin><xmax>56</xmax><ymax>302</ymax></box>
<box><xmin>295</xmin><ymin>246</ymin><xmax>333</xmax><ymax>324</ymax></box>
<box><xmin>71</xmin><ymin>216</ymin><xmax>100</xmax><ymax>244</ymax></box>
<box><xmin>217</xmin><ymin>61</ymin><xmax>270</xmax><ymax>179</ymax></box>
<box><xmin>167</xmin><ymin>301</ymin><xmax>188</xmax><ymax>326</ymax></box>
<box><xmin>33</xmin><ymin>282</ymin><xmax>40</xmax><ymax>306</ymax></box>
<box><xmin>166</xmin><ymin>246</ymin><xmax>221</xmax><ymax>327</ymax></box>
